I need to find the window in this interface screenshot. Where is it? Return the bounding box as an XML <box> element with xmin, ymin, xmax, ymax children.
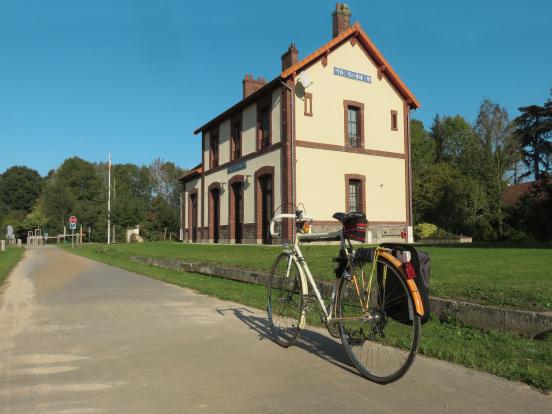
<box><xmin>391</xmin><ymin>110</ymin><xmax>398</xmax><ymax>131</ymax></box>
<box><xmin>348</xmin><ymin>107</ymin><xmax>360</xmax><ymax>147</ymax></box>
<box><xmin>231</xmin><ymin>122</ymin><xmax>242</xmax><ymax>161</ymax></box>
<box><xmin>304</xmin><ymin>93</ymin><xmax>313</xmax><ymax>116</ymax></box>
<box><xmin>343</xmin><ymin>101</ymin><xmax>364</xmax><ymax>148</ymax></box>
<box><xmin>210</xmin><ymin>132</ymin><xmax>219</xmax><ymax>169</ymax></box>
<box><xmin>349</xmin><ymin>180</ymin><xmax>361</xmax><ymax>212</ymax></box>
<box><xmin>259</xmin><ymin>107</ymin><xmax>270</xmax><ymax>149</ymax></box>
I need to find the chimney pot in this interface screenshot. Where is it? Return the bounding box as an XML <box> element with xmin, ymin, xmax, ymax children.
<box><xmin>243</xmin><ymin>74</ymin><xmax>268</xmax><ymax>98</ymax></box>
<box><xmin>332</xmin><ymin>3</ymin><xmax>352</xmax><ymax>37</ymax></box>
<box><xmin>281</xmin><ymin>43</ymin><xmax>299</xmax><ymax>71</ymax></box>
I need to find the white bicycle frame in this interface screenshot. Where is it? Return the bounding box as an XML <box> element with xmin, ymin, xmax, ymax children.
<box><xmin>270</xmin><ymin>213</ymin><xmax>346</xmax><ymax>329</ymax></box>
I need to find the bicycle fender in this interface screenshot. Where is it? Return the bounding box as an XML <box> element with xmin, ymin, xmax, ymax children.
<box><xmin>378</xmin><ymin>251</ymin><xmax>425</xmax><ymax>317</ymax></box>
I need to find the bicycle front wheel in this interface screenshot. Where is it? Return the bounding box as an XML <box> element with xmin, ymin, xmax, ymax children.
<box><xmin>267</xmin><ymin>252</ymin><xmax>304</xmax><ymax>347</ymax></box>
<box><xmin>336</xmin><ymin>256</ymin><xmax>420</xmax><ymax>383</ymax></box>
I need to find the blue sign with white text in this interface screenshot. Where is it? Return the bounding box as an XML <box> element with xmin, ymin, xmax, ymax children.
<box><xmin>334</xmin><ymin>67</ymin><xmax>371</xmax><ymax>83</ymax></box>
<box><xmin>227</xmin><ymin>160</ymin><xmax>246</xmax><ymax>174</ymax></box>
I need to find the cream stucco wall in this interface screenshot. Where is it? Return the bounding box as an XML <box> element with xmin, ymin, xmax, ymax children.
<box><xmin>294</xmin><ymin>40</ymin><xmax>405</xmax><ymax>154</ymax></box>
<box><xmin>295</xmin><ymin>146</ymin><xmax>406</xmax><ymax>223</ymax></box>
<box><xmin>202</xmin><ymin>148</ymin><xmax>282</xmax><ymax>226</ymax></box>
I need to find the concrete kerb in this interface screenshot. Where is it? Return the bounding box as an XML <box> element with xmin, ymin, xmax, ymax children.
<box><xmin>128</xmin><ymin>255</ymin><xmax>552</xmax><ymax>339</ymax></box>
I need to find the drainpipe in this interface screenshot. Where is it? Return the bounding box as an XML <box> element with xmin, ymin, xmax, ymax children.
<box><xmin>280</xmin><ymin>80</ymin><xmax>295</xmax><ymax>214</ymax></box>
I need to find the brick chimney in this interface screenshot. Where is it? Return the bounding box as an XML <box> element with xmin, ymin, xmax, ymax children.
<box><xmin>281</xmin><ymin>43</ymin><xmax>298</xmax><ymax>71</ymax></box>
<box><xmin>332</xmin><ymin>3</ymin><xmax>352</xmax><ymax>37</ymax></box>
<box><xmin>243</xmin><ymin>75</ymin><xmax>267</xmax><ymax>98</ymax></box>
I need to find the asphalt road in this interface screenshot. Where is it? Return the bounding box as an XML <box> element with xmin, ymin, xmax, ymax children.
<box><xmin>0</xmin><ymin>246</ymin><xmax>550</xmax><ymax>414</ymax></box>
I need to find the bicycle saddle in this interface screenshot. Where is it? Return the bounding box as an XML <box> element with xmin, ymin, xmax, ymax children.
<box><xmin>332</xmin><ymin>212</ymin><xmax>366</xmax><ymax>224</ymax></box>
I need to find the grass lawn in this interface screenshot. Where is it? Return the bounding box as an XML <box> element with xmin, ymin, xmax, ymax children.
<box><xmin>66</xmin><ymin>241</ymin><xmax>552</xmax><ymax>311</ymax></box>
<box><xmin>62</xmin><ymin>243</ymin><xmax>552</xmax><ymax>391</ymax></box>
<box><xmin>0</xmin><ymin>246</ymin><xmax>25</xmax><ymax>286</ymax></box>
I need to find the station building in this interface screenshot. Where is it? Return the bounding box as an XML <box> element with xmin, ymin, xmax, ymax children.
<box><xmin>179</xmin><ymin>3</ymin><xmax>420</xmax><ymax>244</ymax></box>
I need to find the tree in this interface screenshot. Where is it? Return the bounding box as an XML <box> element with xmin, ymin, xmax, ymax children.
<box><xmin>111</xmin><ymin>163</ymin><xmax>151</xmax><ymax>229</ymax></box>
<box><xmin>474</xmin><ymin>100</ymin><xmax>519</xmax><ymax>238</ymax></box>
<box><xmin>410</xmin><ymin>119</ymin><xmax>434</xmax><ymax>173</ymax></box>
<box><xmin>0</xmin><ymin>166</ymin><xmax>43</xmax><ymax>212</ymax></box>
<box><xmin>514</xmin><ymin>91</ymin><xmax>552</xmax><ymax>180</ymax></box>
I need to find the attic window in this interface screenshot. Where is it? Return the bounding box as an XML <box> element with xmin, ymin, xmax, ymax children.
<box><xmin>391</xmin><ymin>110</ymin><xmax>398</xmax><ymax>131</ymax></box>
<box><xmin>304</xmin><ymin>93</ymin><xmax>313</xmax><ymax>117</ymax></box>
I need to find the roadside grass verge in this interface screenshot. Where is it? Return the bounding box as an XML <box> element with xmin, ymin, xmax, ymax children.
<box><xmin>66</xmin><ymin>241</ymin><xmax>552</xmax><ymax>311</ymax></box>
<box><xmin>62</xmin><ymin>244</ymin><xmax>552</xmax><ymax>391</ymax></box>
<box><xmin>0</xmin><ymin>246</ymin><xmax>24</xmax><ymax>286</ymax></box>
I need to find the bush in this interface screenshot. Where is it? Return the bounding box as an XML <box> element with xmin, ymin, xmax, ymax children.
<box><xmin>414</xmin><ymin>223</ymin><xmax>438</xmax><ymax>239</ymax></box>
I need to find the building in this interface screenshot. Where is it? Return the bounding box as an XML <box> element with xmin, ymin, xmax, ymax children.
<box><xmin>179</xmin><ymin>3</ymin><xmax>420</xmax><ymax>244</ymax></box>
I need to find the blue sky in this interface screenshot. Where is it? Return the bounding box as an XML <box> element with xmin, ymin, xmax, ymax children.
<box><xmin>1</xmin><ymin>0</ymin><xmax>551</xmax><ymax>175</ymax></box>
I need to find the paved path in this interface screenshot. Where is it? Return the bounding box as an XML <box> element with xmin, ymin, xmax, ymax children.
<box><xmin>0</xmin><ymin>247</ymin><xmax>550</xmax><ymax>414</ymax></box>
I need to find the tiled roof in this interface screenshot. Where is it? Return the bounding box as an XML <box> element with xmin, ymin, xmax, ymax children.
<box><xmin>178</xmin><ymin>163</ymin><xmax>203</xmax><ymax>182</ymax></box>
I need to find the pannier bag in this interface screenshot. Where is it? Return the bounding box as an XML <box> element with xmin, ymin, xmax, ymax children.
<box><xmin>380</xmin><ymin>243</ymin><xmax>431</xmax><ymax>325</ymax></box>
<box><xmin>343</xmin><ymin>213</ymin><xmax>368</xmax><ymax>242</ymax></box>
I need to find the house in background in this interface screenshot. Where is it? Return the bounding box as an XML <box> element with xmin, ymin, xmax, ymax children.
<box><xmin>179</xmin><ymin>3</ymin><xmax>420</xmax><ymax>244</ymax></box>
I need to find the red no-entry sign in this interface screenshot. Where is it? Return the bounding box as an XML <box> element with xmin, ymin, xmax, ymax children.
<box><xmin>69</xmin><ymin>216</ymin><xmax>78</xmax><ymax>224</ymax></box>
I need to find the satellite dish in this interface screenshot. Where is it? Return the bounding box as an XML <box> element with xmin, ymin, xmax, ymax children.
<box><xmin>296</xmin><ymin>72</ymin><xmax>312</xmax><ymax>88</ymax></box>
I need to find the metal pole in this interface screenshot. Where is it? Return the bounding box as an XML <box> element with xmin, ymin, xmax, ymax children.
<box><xmin>107</xmin><ymin>153</ymin><xmax>112</xmax><ymax>244</ymax></box>
<box><xmin>72</xmin><ymin>228</ymin><xmax>74</xmax><ymax>248</ymax></box>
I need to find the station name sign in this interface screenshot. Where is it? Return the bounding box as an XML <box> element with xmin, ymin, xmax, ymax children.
<box><xmin>227</xmin><ymin>159</ymin><xmax>246</xmax><ymax>174</ymax></box>
<box><xmin>334</xmin><ymin>67</ymin><xmax>371</xmax><ymax>83</ymax></box>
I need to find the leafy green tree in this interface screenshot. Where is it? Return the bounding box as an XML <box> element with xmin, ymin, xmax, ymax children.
<box><xmin>0</xmin><ymin>166</ymin><xmax>43</xmax><ymax>212</ymax></box>
<box><xmin>410</xmin><ymin>119</ymin><xmax>434</xmax><ymax>173</ymax></box>
<box><xmin>475</xmin><ymin>100</ymin><xmax>519</xmax><ymax>238</ymax></box>
<box><xmin>111</xmin><ymin>163</ymin><xmax>151</xmax><ymax>229</ymax></box>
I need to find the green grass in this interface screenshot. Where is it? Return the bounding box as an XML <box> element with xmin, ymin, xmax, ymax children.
<box><xmin>0</xmin><ymin>246</ymin><xmax>25</xmax><ymax>286</ymax></box>
<box><xmin>65</xmin><ymin>241</ymin><xmax>552</xmax><ymax>311</ymax></box>
<box><xmin>62</xmin><ymin>244</ymin><xmax>552</xmax><ymax>391</ymax></box>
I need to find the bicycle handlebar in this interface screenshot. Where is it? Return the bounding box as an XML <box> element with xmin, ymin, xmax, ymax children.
<box><xmin>270</xmin><ymin>213</ymin><xmax>313</xmax><ymax>237</ymax></box>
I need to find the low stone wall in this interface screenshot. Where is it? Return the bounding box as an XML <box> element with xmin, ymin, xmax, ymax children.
<box><xmin>129</xmin><ymin>255</ymin><xmax>552</xmax><ymax>339</ymax></box>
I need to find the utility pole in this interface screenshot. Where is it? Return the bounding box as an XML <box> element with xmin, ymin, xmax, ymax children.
<box><xmin>107</xmin><ymin>154</ymin><xmax>112</xmax><ymax>244</ymax></box>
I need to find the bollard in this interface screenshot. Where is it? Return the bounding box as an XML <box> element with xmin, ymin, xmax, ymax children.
<box><xmin>1</xmin><ymin>240</ymin><xmax>5</xmax><ymax>252</ymax></box>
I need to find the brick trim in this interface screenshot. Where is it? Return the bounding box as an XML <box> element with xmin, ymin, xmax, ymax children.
<box><xmin>391</xmin><ymin>110</ymin><xmax>398</xmax><ymax>131</ymax></box>
<box><xmin>254</xmin><ymin>166</ymin><xmax>275</xmax><ymax>243</ymax></box>
<box><xmin>209</xmin><ymin>126</ymin><xmax>219</xmax><ymax>170</ymax></box>
<box><xmin>296</xmin><ymin>140</ymin><xmax>404</xmax><ymax>159</ymax></box>
<box><xmin>228</xmin><ymin>175</ymin><xmax>245</xmax><ymax>243</ymax></box>
<box><xmin>204</xmin><ymin>142</ymin><xmax>281</xmax><ymax>177</ymax></box>
<box><xmin>313</xmin><ymin>220</ymin><xmax>406</xmax><ymax>226</ymax></box>
<box><xmin>281</xmin><ymin>80</ymin><xmax>295</xmax><ymax>241</ymax></box>
<box><xmin>304</xmin><ymin>92</ymin><xmax>313</xmax><ymax>117</ymax></box>
<box><xmin>345</xmin><ymin>174</ymin><xmax>366</xmax><ymax>214</ymax></box>
<box><xmin>403</xmin><ymin>101</ymin><xmax>412</xmax><ymax>226</ymax></box>
<box><xmin>208</xmin><ymin>182</ymin><xmax>221</xmax><ymax>242</ymax></box>
<box><xmin>343</xmin><ymin>100</ymin><xmax>365</xmax><ymax>148</ymax></box>
<box><xmin>256</xmin><ymin>94</ymin><xmax>272</xmax><ymax>151</ymax></box>
<box><xmin>230</xmin><ymin>114</ymin><xmax>242</xmax><ymax>162</ymax></box>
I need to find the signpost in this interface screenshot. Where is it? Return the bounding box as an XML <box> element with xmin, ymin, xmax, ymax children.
<box><xmin>69</xmin><ymin>216</ymin><xmax>78</xmax><ymax>248</ymax></box>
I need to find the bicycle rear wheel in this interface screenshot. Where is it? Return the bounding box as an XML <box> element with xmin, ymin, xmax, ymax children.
<box><xmin>336</xmin><ymin>256</ymin><xmax>420</xmax><ymax>383</ymax></box>
<box><xmin>267</xmin><ymin>252</ymin><xmax>304</xmax><ymax>347</ymax></box>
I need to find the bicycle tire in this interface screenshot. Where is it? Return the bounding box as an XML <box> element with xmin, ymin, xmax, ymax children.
<box><xmin>267</xmin><ymin>252</ymin><xmax>304</xmax><ymax>347</ymax></box>
<box><xmin>336</xmin><ymin>256</ymin><xmax>420</xmax><ymax>383</ymax></box>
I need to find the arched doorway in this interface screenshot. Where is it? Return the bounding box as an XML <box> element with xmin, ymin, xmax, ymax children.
<box><xmin>255</xmin><ymin>166</ymin><xmax>275</xmax><ymax>245</ymax></box>
<box><xmin>208</xmin><ymin>184</ymin><xmax>221</xmax><ymax>243</ymax></box>
<box><xmin>229</xmin><ymin>175</ymin><xmax>244</xmax><ymax>244</ymax></box>
<box><xmin>189</xmin><ymin>192</ymin><xmax>198</xmax><ymax>242</ymax></box>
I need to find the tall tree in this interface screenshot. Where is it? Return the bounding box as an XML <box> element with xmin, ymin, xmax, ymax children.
<box><xmin>475</xmin><ymin>100</ymin><xmax>519</xmax><ymax>238</ymax></box>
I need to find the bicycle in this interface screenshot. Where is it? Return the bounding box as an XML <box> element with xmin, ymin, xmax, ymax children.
<box><xmin>267</xmin><ymin>209</ymin><xmax>425</xmax><ymax>384</ymax></box>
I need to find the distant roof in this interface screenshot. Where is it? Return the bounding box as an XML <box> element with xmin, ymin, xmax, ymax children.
<box><xmin>193</xmin><ymin>22</ymin><xmax>420</xmax><ymax>136</ymax></box>
<box><xmin>178</xmin><ymin>163</ymin><xmax>202</xmax><ymax>182</ymax></box>
<box><xmin>502</xmin><ymin>181</ymin><xmax>535</xmax><ymax>206</ymax></box>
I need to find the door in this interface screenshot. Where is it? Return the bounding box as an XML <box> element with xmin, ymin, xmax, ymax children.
<box><xmin>211</xmin><ymin>188</ymin><xmax>220</xmax><ymax>243</ymax></box>
<box><xmin>190</xmin><ymin>194</ymin><xmax>198</xmax><ymax>242</ymax></box>
<box><xmin>233</xmin><ymin>183</ymin><xmax>243</xmax><ymax>244</ymax></box>
<box><xmin>260</xmin><ymin>175</ymin><xmax>273</xmax><ymax>244</ymax></box>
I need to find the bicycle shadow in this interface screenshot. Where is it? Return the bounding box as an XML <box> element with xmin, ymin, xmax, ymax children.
<box><xmin>217</xmin><ymin>307</ymin><xmax>361</xmax><ymax>377</ymax></box>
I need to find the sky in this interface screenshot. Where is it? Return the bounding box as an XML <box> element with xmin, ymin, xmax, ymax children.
<box><xmin>0</xmin><ymin>0</ymin><xmax>551</xmax><ymax>176</ymax></box>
